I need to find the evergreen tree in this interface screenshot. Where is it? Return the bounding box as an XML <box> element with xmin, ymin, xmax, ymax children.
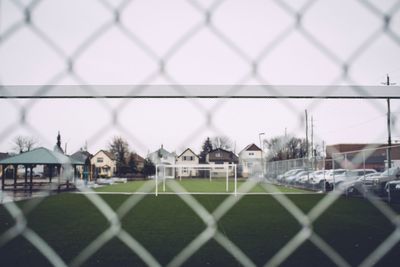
<box><xmin>142</xmin><ymin>158</ymin><xmax>156</xmax><ymax>177</ymax></box>
<box><xmin>199</xmin><ymin>137</ymin><xmax>213</xmax><ymax>163</ymax></box>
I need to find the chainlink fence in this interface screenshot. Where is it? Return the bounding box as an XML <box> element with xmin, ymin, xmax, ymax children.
<box><xmin>1</xmin><ymin>0</ymin><xmax>400</xmax><ymax>266</ymax></box>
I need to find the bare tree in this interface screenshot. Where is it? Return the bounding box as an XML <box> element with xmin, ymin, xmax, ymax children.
<box><xmin>108</xmin><ymin>136</ymin><xmax>130</xmax><ymax>175</ymax></box>
<box><xmin>264</xmin><ymin>135</ymin><xmax>306</xmax><ymax>161</ymax></box>
<box><xmin>13</xmin><ymin>136</ymin><xmax>37</xmax><ymax>153</ymax></box>
<box><xmin>211</xmin><ymin>136</ymin><xmax>233</xmax><ymax>150</ymax></box>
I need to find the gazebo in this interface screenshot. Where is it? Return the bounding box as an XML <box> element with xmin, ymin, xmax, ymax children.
<box><xmin>0</xmin><ymin>147</ymin><xmax>85</xmax><ymax>191</ymax></box>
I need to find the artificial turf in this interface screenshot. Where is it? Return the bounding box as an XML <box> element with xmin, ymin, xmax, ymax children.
<box><xmin>0</xmin><ymin>192</ymin><xmax>399</xmax><ymax>266</ymax></box>
<box><xmin>94</xmin><ymin>179</ymin><xmax>308</xmax><ymax>193</ymax></box>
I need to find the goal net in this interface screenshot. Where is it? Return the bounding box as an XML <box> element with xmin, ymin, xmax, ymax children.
<box><xmin>155</xmin><ymin>164</ymin><xmax>237</xmax><ymax>195</ymax></box>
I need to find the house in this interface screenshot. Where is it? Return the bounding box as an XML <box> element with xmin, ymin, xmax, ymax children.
<box><xmin>148</xmin><ymin>145</ymin><xmax>176</xmax><ymax>178</ymax></box>
<box><xmin>176</xmin><ymin>148</ymin><xmax>200</xmax><ymax>177</ymax></box>
<box><xmin>238</xmin><ymin>143</ymin><xmax>264</xmax><ymax>178</ymax></box>
<box><xmin>71</xmin><ymin>150</ymin><xmax>93</xmax><ymax>179</ymax></box>
<box><xmin>130</xmin><ymin>152</ymin><xmax>145</xmax><ymax>172</ymax></box>
<box><xmin>206</xmin><ymin>148</ymin><xmax>238</xmax><ymax>177</ymax></box>
<box><xmin>148</xmin><ymin>145</ymin><xmax>176</xmax><ymax>166</ymax></box>
<box><xmin>91</xmin><ymin>150</ymin><xmax>116</xmax><ymax>178</ymax></box>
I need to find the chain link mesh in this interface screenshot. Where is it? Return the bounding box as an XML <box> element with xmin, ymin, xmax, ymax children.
<box><xmin>1</xmin><ymin>0</ymin><xmax>400</xmax><ymax>266</ymax></box>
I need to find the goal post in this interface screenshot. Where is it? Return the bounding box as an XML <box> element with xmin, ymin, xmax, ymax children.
<box><xmin>155</xmin><ymin>163</ymin><xmax>237</xmax><ymax>196</ymax></box>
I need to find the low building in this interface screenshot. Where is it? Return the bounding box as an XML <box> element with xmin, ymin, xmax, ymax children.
<box><xmin>325</xmin><ymin>143</ymin><xmax>400</xmax><ymax>171</ymax></box>
<box><xmin>176</xmin><ymin>148</ymin><xmax>200</xmax><ymax>177</ymax></box>
<box><xmin>91</xmin><ymin>150</ymin><xmax>116</xmax><ymax>178</ymax></box>
<box><xmin>238</xmin><ymin>144</ymin><xmax>264</xmax><ymax>178</ymax></box>
<box><xmin>206</xmin><ymin>148</ymin><xmax>238</xmax><ymax>177</ymax></box>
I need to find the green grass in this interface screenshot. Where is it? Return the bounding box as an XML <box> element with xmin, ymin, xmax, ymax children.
<box><xmin>1</xmin><ymin>193</ymin><xmax>400</xmax><ymax>267</ymax></box>
<box><xmin>94</xmin><ymin>179</ymin><xmax>308</xmax><ymax>193</ymax></box>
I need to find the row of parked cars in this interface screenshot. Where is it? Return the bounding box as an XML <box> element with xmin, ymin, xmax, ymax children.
<box><xmin>275</xmin><ymin>167</ymin><xmax>400</xmax><ymax>197</ymax></box>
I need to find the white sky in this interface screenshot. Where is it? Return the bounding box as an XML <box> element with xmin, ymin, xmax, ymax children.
<box><xmin>1</xmin><ymin>0</ymin><xmax>400</xmax><ymax>156</ymax></box>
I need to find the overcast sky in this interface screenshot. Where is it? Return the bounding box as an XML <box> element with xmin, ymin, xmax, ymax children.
<box><xmin>1</xmin><ymin>0</ymin><xmax>400</xmax><ymax>156</ymax></box>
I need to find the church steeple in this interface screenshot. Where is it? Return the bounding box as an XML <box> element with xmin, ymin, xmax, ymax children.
<box><xmin>54</xmin><ymin>131</ymin><xmax>64</xmax><ymax>154</ymax></box>
<box><xmin>57</xmin><ymin>131</ymin><xmax>61</xmax><ymax>149</ymax></box>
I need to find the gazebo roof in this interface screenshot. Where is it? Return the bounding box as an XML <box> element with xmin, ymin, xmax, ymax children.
<box><xmin>0</xmin><ymin>147</ymin><xmax>82</xmax><ymax>165</ymax></box>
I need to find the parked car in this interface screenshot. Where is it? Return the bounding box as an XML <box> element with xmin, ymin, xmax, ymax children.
<box><xmin>277</xmin><ymin>169</ymin><xmax>303</xmax><ymax>183</ymax></box>
<box><xmin>358</xmin><ymin>167</ymin><xmax>400</xmax><ymax>196</ymax></box>
<box><xmin>385</xmin><ymin>180</ymin><xmax>400</xmax><ymax>202</ymax></box>
<box><xmin>285</xmin><ymin>171</ymin><xmax>308</xmax><ymax>184</ymax></box>
<box><xmin>311</xmin><ymin>169</ymin><xmax>346</xmax><ymax>187</ymax></box>
<box><xmin>333</xmin><ymin>169</ymin><xmax>377</xmax><ymax>187</ymax></box>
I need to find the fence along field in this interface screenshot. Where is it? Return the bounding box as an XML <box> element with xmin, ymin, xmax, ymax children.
<box><xmin>2</xmin><ymin>0</ymin><xmax>400</xmax><ymax>266</ymax></box>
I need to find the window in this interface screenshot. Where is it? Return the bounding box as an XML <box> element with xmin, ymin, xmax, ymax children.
<box><xmin>216</xmin><ymin>152</ymin><xmax>221</xmax><ymax>157</ymax></box>
<box><xmin>183</xmin><ymin>156</ymin><xmax>187</xmax><ymax>161</ymax></box>
<box><xmin>97</xmin><ymin>157</ymin><xmax>103</xmax><ymax>163</ymax></box>
<box><xmin>190</xmin><ymin>156</ymin><xmax>193</xmax><ymax>161</ymax></box>
<box><xmin>249</xmin><ymin>152</ymin><xmax>254</xmax><ymax>156</ymax></box>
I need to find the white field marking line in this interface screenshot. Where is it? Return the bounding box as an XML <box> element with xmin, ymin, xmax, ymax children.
<box><xmin>75</xmin><ymin>191</ymin><xmax>320</xmax><ymax>195</ymax></box>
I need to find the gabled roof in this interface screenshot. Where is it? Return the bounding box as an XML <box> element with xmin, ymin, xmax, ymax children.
<box><xmin>177</xmin><ymin>148</ymin><xmax>199</xmax><ymax>159</ymax></box>
<box><xmin>0</xmin><ymin>152</ymin><xmax>9</xmax><ymax>161</ymax></box>
<box><xmin>208</xmin><ymin>148</ymin><xmax>236</xmax><ymax>155</ymax></box>
<box><xmin>131</xmin><ymin>153</ymin><xmax>145</xmax><ymax>162</ymax></box>
<box><xmin>0</xmin><ymin>147</ymin><xmax>81</xmax><ymax>165</ymax></box>
<box><xmin>239</xmin><ymin>143</ymin><xmax>262</xmax><ymax>154</ymax></box>
<box><xmin>92</xmin><ymin>150</ymin><xmax>116</xmax><ymax>160</ymax></box>
<box><xmin>149</xmin><ymin>146</ymin><xmax>175</xmax><ymax>158</ymax></box>
<box><xmin>71</xmin><ymin>150</ymin><xmax>93</xmax><ymax>164</ymax></box>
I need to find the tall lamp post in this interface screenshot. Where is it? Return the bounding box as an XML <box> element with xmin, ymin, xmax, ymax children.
<box><xmin>259</xmin><ymin>133</ymin><xmax>265</xmax><ymax>177</ymax></box>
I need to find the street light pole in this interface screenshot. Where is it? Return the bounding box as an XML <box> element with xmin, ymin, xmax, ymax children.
<box><xmin>259</xmin><ymin>133</ymin><xmax>265</xmax><ymax>177</ymax></box>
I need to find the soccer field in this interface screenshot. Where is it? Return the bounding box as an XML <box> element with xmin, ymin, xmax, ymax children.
<box><xmin>1</xmin><ymin>188</ymin><xmax>400</xmax><ymax>267</ymax></box>
<box><xmin>94</xmin><ymin>179</ymin><xmax>309</xmax><ymax>194</ymax></box>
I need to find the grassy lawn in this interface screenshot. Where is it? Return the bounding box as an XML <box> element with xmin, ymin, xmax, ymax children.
<box><xmin>1</xmin><ymin>193</ymin><xmax>400</xmax><ymax>267</ymax></box>
<box><xmin>94</xmin><ymin>179</ymin><xmax>308</xmax><ymax>193</ymax></box>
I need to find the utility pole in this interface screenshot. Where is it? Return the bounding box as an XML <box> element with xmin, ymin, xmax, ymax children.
<box><xmin>311</xmin><ymin>116</ymin><xmax>314</xmax><ymax>157</ymax></box>
<box><xmin>382</xmin><ymin>74</ymin><xmax>396</xmax><ymax>169</ymax></box>
<box><xmin>305</xmin><ymin>110</ymin><xmax>308</xmax><ymax>159</ymax></box>
<box><xmin>311</xmin><ymin>116</ymin><xmax>315</xmax><ymax>170</ymax></box>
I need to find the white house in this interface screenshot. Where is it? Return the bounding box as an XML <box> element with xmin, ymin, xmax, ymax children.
<box><xmin>148</xmin><ymin>145</ymin><xmax>176</xmax><ymax>165</ymax></box>
<box><xmin>148</xmin><ymin>145</ymin><xmax>176</xmax><ymax>177</ymax></box>
<box><xmin>91</xmin><ymin>150</ymin><xmax>116</xmax><ymax>178</ymax></box>
<box><xmin>238</xmin><ymin>144</ymin><xmax>264</xmax><ymax>178</ymax></box>
<box><xmin>176</xmin><ymin>148</ymin><xmax>199</xmax><ymax>177</ymax></box>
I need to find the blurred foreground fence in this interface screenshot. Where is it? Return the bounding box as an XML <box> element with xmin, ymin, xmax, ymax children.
<box><xmin>1</xmin><ymin>0</ymin><xmax>400</xmax><ymax>266</ymax></box>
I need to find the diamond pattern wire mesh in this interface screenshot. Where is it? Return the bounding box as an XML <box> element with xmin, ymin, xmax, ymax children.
<box><xmin>1</xmin><ymin>0</ymin><xmax>400</xmax><ymax>266</ymax></box>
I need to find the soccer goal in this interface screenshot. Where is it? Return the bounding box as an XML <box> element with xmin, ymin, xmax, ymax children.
<box><xmin>155</xmin><ymin>164</ymin><xmax>237</xmax><ymax>196</ymax></box>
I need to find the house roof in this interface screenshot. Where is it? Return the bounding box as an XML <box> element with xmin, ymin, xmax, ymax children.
<box><xmin>240</xmin><ymin>143</ymin><xmax>262</xmax><ymax>153</ymax></box>
<box><xmin>0</xmin><ymin>152</ymin><xmax>9</xmax><ymax>161</ymax></box>
<box><xmin>150</xmin><ymin>146</ymin><xmax>175</xmax><ymax>158</ymax></box>
<box><xmin>131</xmin><ymin>153</ymin><xmax>144</xmax><ymax>162</ymax></box>
<box><xmin>70</xmin><ymin>150</ymin><xmax>93</xmax><ymax>164</ymax></box>
<box><xmin>208</xmin><ymin>148</ymin><xmax>238</xmax><ymax>162</ymax></box>
<box><xmin>0</xmin><ymin>147</ymin><xmax>82</xmax><ymax>165</ymax></box>
<box><xmin>177</xmin><ymin>148</ymin><xmax>199</xmax><ymax>159</ymax></box>
<box><xmin>93</xmin><ymin>150</ymin><xmax>116</xmax><ymax>160</ymax></box>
